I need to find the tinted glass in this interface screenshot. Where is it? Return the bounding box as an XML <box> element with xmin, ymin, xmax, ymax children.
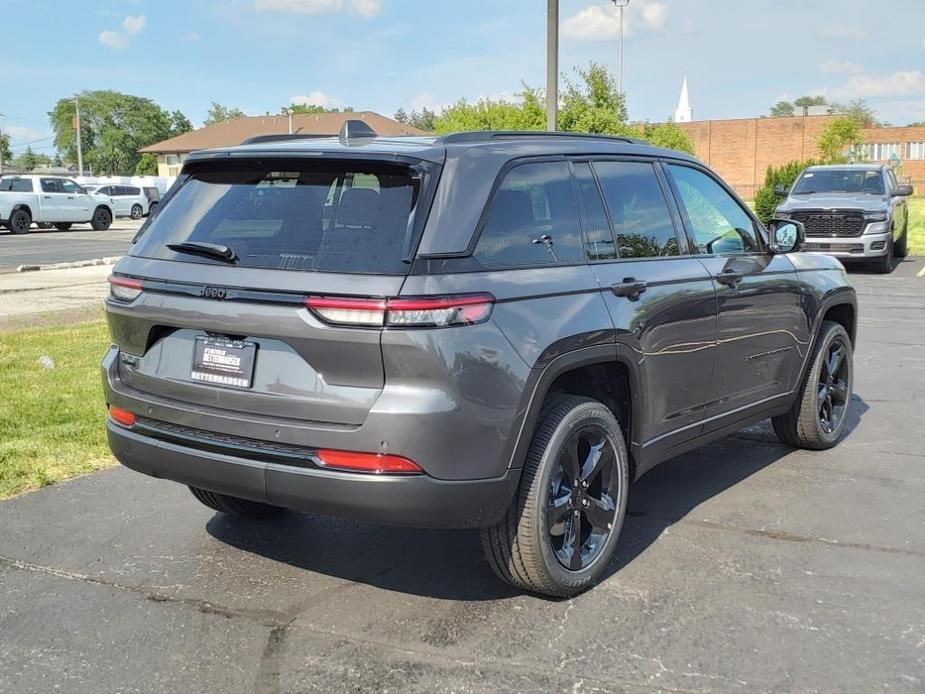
<box><xmin>0</xmin><ymin>177</ymin><xmax>33</xmax><ymax>192</ymax></box>
<box><xmin>573</xmin><ymin>162</ymin><xmax>616</xmax><ymax>261</ymax></box>
<box><xmin>61</xmin><ymin>180</ymin><xmax>82</xmax><ymax>194</ymax></box>
<box><xmin>593</xmin><ymin>161</ymin><xmax>679</xmax><ymax>259</ymax></box>
<box><xmin>792</xmin><ymin>168</ymin><xmax>885</xmax><ymax>195</ymax></box>
<box><xmin>132</xmin><ymin>160</ymin><xmax>418</xmax><ymax>274</ymax></box>
<box><xmin>667</xmin><ymin>164</ymin><xmax>759</xmax><ymax>255</ymax></box>
<box><xmin>474</xmin><ymin>161</ymin><xmax>583</xmax><ymax>268</ymax></box>
<box><xmin>41</xmin><ymin>178</ymin><xmax>63</xmax><ymax>193</ymax></box>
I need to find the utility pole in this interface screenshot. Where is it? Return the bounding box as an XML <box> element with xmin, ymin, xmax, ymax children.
<box><xmin>546</xmin><ymin>0</ymin><xmax>558</xmax><ymax>131</ymax></box>
<box><xmin>74</xmin><ymin>96</ymin><xmax>84</xmax><ymax>176</ymax></box>
<box><xmin>612</xmin><ymin>0</ymin><xmax>630</xmax><ymax>95</ymax></box>
<box><xmin>0</xmin><ymin>112</ymin><xmax>4</xmax><ymax>175</ymax></box>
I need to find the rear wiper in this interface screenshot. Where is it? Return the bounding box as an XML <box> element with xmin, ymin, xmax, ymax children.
<box><xmin>166</xmin><ymin>241</ymin><xmax>238</xmax><ymax>264</ymax></box>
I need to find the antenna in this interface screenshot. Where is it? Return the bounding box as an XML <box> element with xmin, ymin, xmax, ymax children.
<box><xmin>339</xmin><ymin>119</ymin><xmax>377</xmax><ymax>140</ymax></box>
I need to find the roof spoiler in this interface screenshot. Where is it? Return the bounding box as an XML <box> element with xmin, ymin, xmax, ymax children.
<box><xmin>239</xmin><ymin>133</ymin><xmax>328</xmax><ymax>146</ymax></box>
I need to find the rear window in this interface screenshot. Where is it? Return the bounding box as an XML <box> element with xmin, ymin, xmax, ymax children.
<box><xmin>132</xmin><ymin>160</ymin><xmax>419</xmax><ymax>274</ymax></box>
<box><xmin>0</xmin><ymin>177</ymin><xmax>33</xmax><ymax>192</ymax></box>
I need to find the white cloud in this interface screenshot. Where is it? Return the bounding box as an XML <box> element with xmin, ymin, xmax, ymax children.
<box><xmin>177</xmin><ymin>32</ymin><xmax>200</xmax><ymax>42</ymax></box>
<box><xmin>122</xmin><ymin>15</ymin><xmax>146</xmax><ymax>35</ymax></box>
<box><xmin>830</xmin><ymin>70</ymin><xmax>925</xmax><ymax>99</ymax></box>
<box><xmin>820</xmin><ymin>60</ymin><xmax>862</xmax><ymax>75</ymax></box>
<box><xmin>817</xmin><ymin>25</ymin><xmax>868</xmax><ymax>42</ymax></box>
<box><xmin>291</xmin><ymin>90</ymin><xmax>340</xmax><ymax>108</ymax></box>
<box><xmin>5</xmin><ymin>124</ymin><xmax>44</xmax><ymax>142</ymax></box>
<box><xmin>562</xmin><ymin>1</ymin><xmax>669</xmax><ymax>42</ymax></box>
<box><xmin>98</xmin><ymin>30</ymin><xmax>129</xmax><ymax>50</ymax></box>
<box><xmin>254</xmin><ymin>0</ymin><xmax>380</xmax><ymax>17</ymax></box>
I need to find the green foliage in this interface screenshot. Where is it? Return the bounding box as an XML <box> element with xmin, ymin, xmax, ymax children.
<box><xmin>829</xmin><ymin>98</ymin><xmax>877</xmax><ymax>126</ymax></box>
<box><xmin>0</xmin><ymin>132</ymin><xmax>10</xmax><ymax>164</ymax></box>
<box><xmin>49</xmin><ymin>90</ymin><xmax>186</xmax><ymax>175</ymax></box>
<box><xmin>638</xmin><ymin>121</ymin><xmax>696</xmax><ymax>155</ymax></box>
<box><xmin>817</xmin><ymin>116</ymin><xmax>863</xmax><ymax>163</ymax></box>
<box><xmin>395</xmin><ymin>107</ymin><xmax>436</xmax><ymax>132</ymax></box>
<box><xmin>794</xmin><ymin>95</ymin><xmax>826</xmax><ymax>108</ymax></box>
<box><xmin>134</xmin><ymin>152</ymin><xmax>158</xmax><ymax>176</ymax></box>
<box><xmin>204</xmin><ymin>102</ymin><xmax>246</xmax><ymax>125</ymax></box>
<box><xmin>10</xmin><ymin>147</ymin><xmax>51</xmax><ymax>172</ymax></box>
<box><xmin>282</xmin><ymin>103</ymin><xmax>356</xmax><ymax>115</ymax></box>
<box><xmin>168</xmin><ymin>110</ymin><xmax>193</xmax><ymax>136</ymax></box>
<box><xmin>769</xmin><ymin>101</ymin><xmax>796</xmax><ymax>118</ymax></box>
<box><xmin>753</xmin><ymin>159</ymin><xmax>818</xmax><ymax>225</ymax></box>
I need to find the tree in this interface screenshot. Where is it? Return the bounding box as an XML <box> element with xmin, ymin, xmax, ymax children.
<box><xmin>11</xmin><ymin>147</ymin><xmax>50</xmax><ymax>172</ymax></box>
<box><xmin>770</xmin><ymin>101</ymin><xmax>795</xmax><ymax>118</ymax></box>
<box><xmin>49</xmin><ymin>90</ymin><xmax>178</xmax><ymax>176</ymax></box>
<box><xmin>816</xmin><ymin>116</ymin><xmax>863</xmax><ymax>163</ymax></box>
<box><xmin>204</xmin><ymin>102</ymin><xmax>246</xmax><ymax>125</ymax></box>
<box><xmin>753</xmin><ymin>159</ymin><xmax>819</xmax><ymax>225</ymax></box>
<box><xmin>394</xmin><ymin>107</ymin><xmax>409</xmax><ymax>124</ymax></box>
<box><xmin>829</xmin><ymin>99</ymin><xmax>877</xmax><ymax>127</ymax></box>
<box><xmin>280</xmin><ymin>103</ymin><xmax>356</xmax><ymax>115</ymax></box>
<box><xmin>770</xmin><ymin>95</ymin><xmax>830</xmax><ymax>118</ymax></box>
<box><xmin>168</xmin><ymin>110</ymin><xmax>193</xmax><ymax>137</ymax></box>
<box><xmin>135</xmin><ymin>153</ymin><xmax>158</xmax><ymax>176</ymax></box>
<box><xmin>794</xmin><ymin>95</ymin><xmax>826</xmax><ymax>108</ymax></box>
<box><xmin>0</xmin><ymin>132</ymin><xmax>10</xmax><ymax>165</ymax></box>
<box><xmin>640</xmin><ymin>121</ymin><xmax>696</xmax><ymax>155</ymax></box>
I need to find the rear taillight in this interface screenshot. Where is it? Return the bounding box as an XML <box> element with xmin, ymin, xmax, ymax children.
<box><xmin>108</xmin><ymin>275</ymin><xmax>143</xmax><ymax>302</ymax></box>
<box><xmin>108</xmin><ymin>405</ymin><xmax>136</xmax><ymax>427</ymax></box>
<box><xmin>304</xmin><ymin>293</ymin><xmax>495</xmax><ymax>328</ymax></box>
<box><xmin>315</xmin><ymin>449</ymin><xmax>422</xmax><ymax>475</ymax></box>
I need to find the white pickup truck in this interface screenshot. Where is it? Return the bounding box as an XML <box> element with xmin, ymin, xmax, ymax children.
<box><xmin>0</xmin><ymin>175</ymin><xmax>113</xmax><ymax>234</ymax></box>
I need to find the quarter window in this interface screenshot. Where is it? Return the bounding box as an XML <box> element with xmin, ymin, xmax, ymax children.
<box><xmin>474</xmin><ymin>162</ymin><xmax>584</xmax><ymax>268</ymax></box>
<box><xmin>593</xmin><ymin>161</ymin><xmax>679</xmax><ymax>259</ymax></box>
<box><xmin>667</xmin><ymin>164</ymin><xmax>760</xmax><ymax>255</ymax></box>
<box><xmin>573</xmin><ymin>162</ymin><xmax>616</xmax><ymax>260</ymax></box>
<box><xmin>0</xmin><ymin>177</ymin><xmax>33</xmax><ymax>192</ymax></box>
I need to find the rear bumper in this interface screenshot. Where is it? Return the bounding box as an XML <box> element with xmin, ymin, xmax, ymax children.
<box><xmin>108</xmin><ymin>420</ymin><xmax>520</xmax><ymax>528</ymax></box>
<box><xmin>803</xmin><ymin>229</ymin><xmax>891</xmax><ymax>259</ymax></box>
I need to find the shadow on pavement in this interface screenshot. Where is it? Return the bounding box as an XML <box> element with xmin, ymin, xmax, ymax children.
<box><xmin>207</xmin><ymin>396</ymin><xmax>869</xmax><ymax>602</ymax></box>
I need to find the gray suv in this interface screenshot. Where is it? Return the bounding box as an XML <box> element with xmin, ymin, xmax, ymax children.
<box><xmin>103</xmin><ymin>126</ymin><xmax>857</xmax><ymax>596</ymax></box>
<box><xmin>775</xmin><ymin>164</ymin><xmax>913</xmax><ymax>273</ymax></box>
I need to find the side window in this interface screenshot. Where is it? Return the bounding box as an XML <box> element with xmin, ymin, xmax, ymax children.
<box><xmin>128</xmin><ymin>186</ymin><xmax>141</xmax><ymax>196</ymax></box>
<box><xmin>666</xmin><ymin>164</ymin><xmax>760</xmax><ymax>255</ymax></box>
<box><xmin>474</xmin><ymin>161</ymin><xmax>584</xmax><ymax>268</ymax></box>
<box><xmin>0</xmin><ymin>178</ymin><xmax>29</xmax><ymax>192</ymax></box>
<box><xmin>573</xmin><ymin>162</ymin><xmax>616</xmax><ymax>261</ymax></box>
<box><xmin>61</xmin><ymin>180</ymin><xmax>82</xmax><ymax>194</ymax></box>
<box><xmin>41</xmin><ymin>178</ymin><xmax>62</xmax><ymax>193</ymax></box>
<box><xmin>593</xmin><ymin>161</ymin><xmax>680</xmax><ymax>259</ymax></box>
<box><xmin>887</xmin><ymin>169</ymin><xmax>898</xmax><ymax>192</ymax></box>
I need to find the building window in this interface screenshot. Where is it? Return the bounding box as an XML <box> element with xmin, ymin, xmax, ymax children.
<box><xmin>165</xmin><ymin>154</ymin><xmax>178</xmax><ymax>165</ymax></box>
<box><xmin>860</xmin><ymin>143</ymin><xmax>903</xmax><ymax>161</ymax></box>
<box><xmin>167</xmin><ymin>166</ymin><xmax>180</xmax><ymax>176</ymax></box>
<box><xmin>908</xmin><ymin>142</ymin><xmax>925</xmax><ymax>160</ymax></box>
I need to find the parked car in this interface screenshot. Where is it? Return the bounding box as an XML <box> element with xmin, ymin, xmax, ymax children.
<box><xmin>102</xmin><ymin>126</ymin><xmax>857</xmax><ymax>597</ymax></box>
<box><xmin>0</xmin><ymin>175</ymin><xmax>113</xmax><ymax>233</ymax></box>
<box><xmin>88</xmin><ymin>184</ymin><xmax>151</xmax><ymax>219</ymax></box>
<box><xmin>774</xmin><ymin>164</ymin><xmax>912</xmax><ymax>273</ymax></box>
<box><xmin>142</xmin><ymin>186</ymin><xmax>161</xmax><ymax>215</ymax></box>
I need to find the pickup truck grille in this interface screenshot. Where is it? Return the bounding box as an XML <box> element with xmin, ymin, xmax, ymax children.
<box><xmin>790</xmin><ymin>210</ymin><xmax>866</xmax><ymax>238</ymax></box>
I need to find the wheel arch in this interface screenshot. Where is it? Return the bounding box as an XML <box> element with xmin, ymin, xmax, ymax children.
<box><xmin>506</xmin><ymin>346</ymin><xmax>643</xmax><ymax>481</ymax></box>
<box><xmin>794</xmin><ymin>289</ymin><xmax>858</xmax><ymax>391</ymax></box>
<box><xmin>11</xmin><ymin>203</ymin><xmax>33</xmax><ymax>219</ymax></box>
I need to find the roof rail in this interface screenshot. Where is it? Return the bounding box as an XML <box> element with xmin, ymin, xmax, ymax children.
<box><xmin>439</xmin><ymin>130</ymin><xmax>647</xmax><ymax>145</ymax></box>
<box><xmin>239</xmin><ymin>133</ymin><xmax>330</xmax><ymax>146</ymax></box>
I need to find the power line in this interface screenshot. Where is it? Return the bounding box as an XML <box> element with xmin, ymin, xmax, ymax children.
<box><xmin>9</xmin><ymin>135</ymin><xmax>55</xmax><ymax>147</ymax></box>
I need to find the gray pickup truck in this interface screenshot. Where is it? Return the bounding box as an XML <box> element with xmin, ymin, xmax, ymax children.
<box><xmin>774</xmin><ymin>164</ymin><xmax>912</xmax><ymax>273</ymax></box>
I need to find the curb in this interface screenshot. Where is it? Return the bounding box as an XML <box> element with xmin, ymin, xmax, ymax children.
<box><xmin>16</xmin><ymin>257</ymin><xmax>121</xmax><ymax>273</ymax></box>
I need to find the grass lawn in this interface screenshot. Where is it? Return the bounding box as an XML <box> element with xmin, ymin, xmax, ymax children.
<box><xmin>907</xmin><ymin>197</ymin><xmax>925</xmax><ymax>256</ymax></box>
<box><xmin>0</xmin><ymin>317</ymin><xmax>114</xmax><ymax>498</ymax></box>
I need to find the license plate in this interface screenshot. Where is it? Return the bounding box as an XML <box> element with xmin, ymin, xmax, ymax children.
<box><xmin>191</xmin><ymin>336</ymin><xmax>257</xmax><ymax>389</ymax></box>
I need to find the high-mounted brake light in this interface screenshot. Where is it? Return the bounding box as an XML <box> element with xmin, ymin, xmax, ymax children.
<box><xmin>304</xmin><ymin>293</ymin><xmax>495</xmax><ymax>328</ymax></box>
<box><xmin>108</xmin><ymin>405</ymin><xmax>136</xmax><ymax>427</ymax></box>
<box><xmin>315</xmin><ymin>449</ymin><xmax>422</xmax><ymax>474</ymax></box>
<box><xmin>108</xmin><ymin>275</ymin><xmax>143</xmax><ymax>302</ymax></box>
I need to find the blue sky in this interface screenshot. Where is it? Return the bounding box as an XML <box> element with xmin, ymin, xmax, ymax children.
<box><xmin>3</xmin><ymin>0</ymin><xmax>924</xmax><ymax>155</ymax></box>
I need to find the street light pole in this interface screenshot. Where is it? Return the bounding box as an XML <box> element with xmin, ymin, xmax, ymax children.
<box><xmin>612</xmin><ymin>0</ymin><xmax>630</xmax><ymax>95</ymax></box>
<box><xmin>546</xmin><ymin>0</ymin><xmax>558</xmax><ymax>131</ymax></box>
<box><xmin>73</xmin><ymin>96</ymin><xmax>84</xmax><ymax>177</ymax></box>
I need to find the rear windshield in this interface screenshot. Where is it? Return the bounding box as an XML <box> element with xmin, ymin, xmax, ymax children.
<box><xmin>132</xmin><ymin>160</ymin><xmax>419</xmax><ymax>274</ymax></box>
<box><xmin>792</xmin><ymin>169</ymin><xmax>884</xmax><ymax>195</ymax></box>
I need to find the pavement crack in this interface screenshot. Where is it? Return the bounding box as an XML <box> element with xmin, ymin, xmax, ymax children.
<box><xmin>0</xmin><ymin>553</ymin><xmax>291</xmax><ymax>627</ymax></box>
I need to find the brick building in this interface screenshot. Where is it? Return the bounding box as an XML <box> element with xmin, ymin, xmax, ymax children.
<box><xmin>673</xmin><ymin>115</ymin><xmax>925</xmax><ymax>199</ymax></box>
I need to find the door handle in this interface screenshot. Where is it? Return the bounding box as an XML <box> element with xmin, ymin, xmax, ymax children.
<box><xmin>715</xmin><ymin>270</ymin><xmax>744</xmax><ymax>288</ymax></box>
<box><xmin>611</xmin><ymin>278</ymin><xmax>648</xmax><ymax>300</ymax></box>
<box><xmin>67</xmin><ymin>196</ymin><xmax>75</xmax><ymax>199</ymax></box>
<box><xmin>43</xmin><ymin>195</ymin><xmax>51</xmax><ymax>199</ymax></box>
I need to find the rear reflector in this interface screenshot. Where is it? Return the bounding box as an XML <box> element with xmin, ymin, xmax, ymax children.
<box><xmin>108</xmin><ymin>405</ymin><xmax>136</xmax><ymax>427</ymax></box>
<box><xmin>305</xmin><ymin>293</ymin><xmax>494</xmax><ymax>328</ymax></box>
<box><xmin>108</xmin><ymin>275</ymin><xmax>143</xmax><ymax>302</ymax></box>
<box><xmin>315</xmin><ymin>449</ymin><xmax>422</xmax><ymax>474</ymax></box>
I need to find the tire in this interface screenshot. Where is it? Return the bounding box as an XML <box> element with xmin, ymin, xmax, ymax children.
<box><xmin>130</xmin><ymin>204</ymin><xmax>143</xmax><ymax>220</ymax></box>
<box><xmin>91</xmin><ymin>207</ymin><xmax>112</xmax><ymax>231</ymax></box>
<box><xmin>148</xmin><ymin>201</ymin><xmax>158</xmax><ymax>215</ymax></box>
<box><xmin>53</xmin><ymin>223</ymin><xmax>72</xmax><ymax>231</ymax></box>
<box><xmin>894</xmin><ymin>220</ymin><xmax>908</xmax><ymax>258</ymax></box>
<box><xmin>481</xmin><ymin>395</ymin><xmax>629</xmax><ymax>597</ymax></box>
<box><xmin>9</xmin><ymin>209</ymin><xmax>31</xmax><ymax>235</ymax></box>
<box><xmin>872</xmin><ymin>235</ymin><xmax>894</xmax><ymax>273</ymax></box>
<box><xmin>772</xmin><ymin>320</ymin><xmax>853</xmax><ymax>450</ymax></box>
<box><xmin>188</xmin><ymin>486</ymin><xmax>285</xmax><ymax>519</ymax></box>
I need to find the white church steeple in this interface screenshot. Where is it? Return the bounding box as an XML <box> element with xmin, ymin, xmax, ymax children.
<box><xmin>674</xmin><ymin>75</ymin><xmax>692</xmax><ymax>123</ymax></box>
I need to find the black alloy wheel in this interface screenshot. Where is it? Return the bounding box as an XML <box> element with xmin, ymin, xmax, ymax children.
<box><xmin>817</xmin><ymin>337</ymin><xmax>850</xmax><ymax>435</ymax></box>
<box><xmin>547</xmin><ymin>426</ymin><xmax>620</xmax><ymax>571</ymax></box>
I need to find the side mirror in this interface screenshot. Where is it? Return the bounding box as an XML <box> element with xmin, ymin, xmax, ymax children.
<box><xmin>773</xmin><ymin>184</ymin><xmax>788</xmax><ymax>196</ymax></box>
<box><xmin>768</xmin><ymin>219</ymin><xmax>805</xmax><ymax>254</ymax></box>
<box><xmin>892</xmin><ymin>184</ymin><xmax>913</xmax><ymax>197</ymax></box>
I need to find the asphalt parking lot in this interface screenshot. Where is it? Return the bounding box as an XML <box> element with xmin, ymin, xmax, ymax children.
<box><xmin>1</xmin><ymin>259</ymin><xmax>924</xmax><ymax>693</ymax></box>
<box><xmin>0</xmin><ymin>220</ymin><xmax>141</xmax><ymax>271</ymax></box>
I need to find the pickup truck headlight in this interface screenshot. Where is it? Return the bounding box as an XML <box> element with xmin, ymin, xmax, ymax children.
<box><xmin>864</xmin><ymin>212</ymin><xmax>889</xmax><ymax>222</ymax></box>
